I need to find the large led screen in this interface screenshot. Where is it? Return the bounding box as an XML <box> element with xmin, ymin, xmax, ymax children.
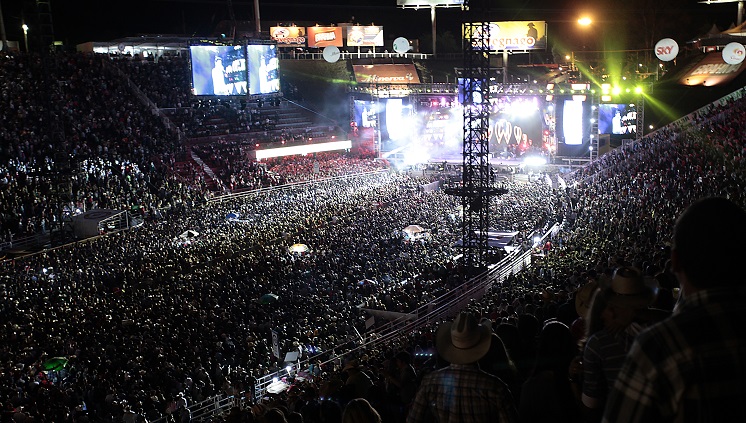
<box><xmin>598</xmin><ymin>103</ymin><xmax>636</xmax><ymax>135</ymax></box>
<box><xmin>489</xmin><ymin>97</ymin><xmax>543</xmax><ymax>153</ymax></box>
<box><xmin>457</xmin><ymin>78</ymin><xmax>486</xmax><ymax>105</ymax></box>
<box><xmin>381</xmin><ymin>98</ymin><xmax>409</xmax><ymax>142</ymax></box>
<box><xmin>556</xmin><ymin>96</ymin><xmax>592</xmax><ymax>157</ymax></box>
<box><xmin>190</xmin><ymin>45</ymin><xmax>247</xmax><ymax>96</ymax></box>
<box><xmin>353</xmin><ymin>100</ymin><xmax>379</xmax><ymax>129</ymax></box>
<box><xmin>247</xmin><ymin>44</ymin><xmax>280</xmax><ymax>95</ymax></box>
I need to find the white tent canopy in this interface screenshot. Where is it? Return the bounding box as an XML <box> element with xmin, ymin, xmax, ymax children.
<box><xmin>403</xmin><ymin>225</ymin><xmax>425</xmax><ymax>234</ymax></box>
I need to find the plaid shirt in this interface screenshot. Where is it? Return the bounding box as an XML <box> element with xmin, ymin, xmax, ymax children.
<box><xmin>407</xmin><ymin>364</ymin><xmax>518</xmax><ymax>423</ymax></box>
<box><xmin>603</xmin><ymin>287</ymin><xmax>746</xmax><ymax>423</ymax></box>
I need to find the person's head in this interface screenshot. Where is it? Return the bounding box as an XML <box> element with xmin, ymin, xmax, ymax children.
<box><xmin>436</xmin><ymin>312</ymin><xmax>492</xmax><ymax>364</ymax></box>
<box><xmin>261</xmin><ymin>408</ymin><xmax>288</xmax><ymax>423</ymax></box>
<box><xmin>495</xmin><ymin>323</ymin><xmax>520</xmax><ymax>359</ymax></box>
<box><xmin>393</xmin><ymin>351</ymin><xmax>411</xmax><ymax>368</ymax></box>
<box><xmin>286</xmin><ymin>412</ymin><xmax>303</xmax><ymax>423</ymax></box>
<box><xmin>604</xmin><ymin>267</ymin><xmax>658</xmax><ymax>310</ymax></box>
<box><xmin>672</xmin><ymin>197</ymin><xmax>746</xmax><ymax>291</ymax></box>
<box><xmin>318</xmin><ymin>400</ymin><xmax>342</xmax><ymax>423</ymax></box>
<box><xmin>342</xmin><ymin>360</ymin><xmax>360</xmax><ymax>374</ymax></box>
<box><xmin>478</xmin><ymin>333</ymin><xmax>516</xmax><ymax>373</ymax></box>
<box><xmin>342</xmin><ymin>398</ymin><xmax>381</xmax><ymax>423</ymax></box>
<box><xmin>586</xmin><ymin>267</ymin><xmax>657</xmax><ymax>334</ymax></box>
<box><xmin>532</xmin><ymin>321</ymin><xmax>576</xmax><ymax>374</ymax></box>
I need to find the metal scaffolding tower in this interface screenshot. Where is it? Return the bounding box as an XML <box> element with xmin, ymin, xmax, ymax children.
<box><xmin>447</xmin><ymin>0</ymin><xmax>507</xmax><ymax>280</ymax></box>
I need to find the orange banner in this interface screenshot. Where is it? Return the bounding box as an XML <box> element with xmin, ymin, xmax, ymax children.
<box><xmin>306</xmin><ymin>27</ymin><xmax>344</xmax><ymax>48</ymax></box>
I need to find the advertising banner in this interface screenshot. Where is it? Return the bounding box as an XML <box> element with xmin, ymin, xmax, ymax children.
<box><xmin>346</xmin><ymin>26</ymin><xmax>384</xmax><ymax>47</ymax></box>
<box><xmin>397</xmin><ymin>0</ymin><xmax>463</xmax><ymax>5</ymax></box>
<box><xmin>306</xmin><ymin>27</ymin><xmax>344</xmax><ymax>48</ymax></box>
<box><xmin>270</xmin><ymin>26</ymin><xmax>307</xmax><ymax>48</ymax></box>
<box><xmin>463</xmin><ymin>21</ymin><xmax>547</xmax><ymax>51</ymax></box>
<box><xmin>679</xmin><ymin>51</ymin><xmax>746</xmax><ymax>86</ymax></box>
<box><xmin>353</xmin><ymin>64</ymin><xmax>421</xmax><ymax>84</ymax></box>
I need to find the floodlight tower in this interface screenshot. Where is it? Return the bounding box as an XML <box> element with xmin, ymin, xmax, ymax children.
<box><xmin>34</xmin><ymin>0</ymin><xmax>55</xmax><ymax>52</ymax></box>
<box><xmin>445</xmin><ymin>0</ymin><xmax>508</xmax><ymax>280</ymax></box>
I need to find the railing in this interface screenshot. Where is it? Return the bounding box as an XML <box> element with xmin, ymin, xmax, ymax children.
<box><xmin>0</xmin><ymin>233</ymin><xmax>50</xmax><ymax>254</ymax></box>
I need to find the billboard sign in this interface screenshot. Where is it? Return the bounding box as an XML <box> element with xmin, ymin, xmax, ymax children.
<box><xmin>397</xmin><ymin>0</ymin><xmax>464</xmax><ymax>5</ymax></box>
<box><xmin>346</xmin><ymin>26</ymin><xmax>384</xmax><ymax>47</ymax></box>
<box><xmin>270</xmin><ymin>26</ymin><xmax>307</xmax><ymax>48</ymax></box>
<box><xmin>307</xmin><ymin>26</ymin><xmax>344</xmax><ymax>48</ymax></box>
<box><xmin>463</xmin><ymin>21</ymin><xmax>547</xmax><ymax>51</ymax></box>
<box><xmin>353</xmin><ymin>64</ymin><xmax>421</xmax><ymax>84</ymax></box>
<box><xmin>680</xmin><ymin>51</ymin><xmax>746</xmax><ymax>86</ymax></box>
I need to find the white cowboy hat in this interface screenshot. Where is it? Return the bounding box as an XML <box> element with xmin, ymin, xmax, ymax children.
<box><xmin>604</xmin><ymin>267</ymin><xmax>659</xmax><ymax>309</ymax></box>
<box><xmin>436</xmin><ymin>312</ymin><xmax>492</xmax><ymax>364</ymax></box>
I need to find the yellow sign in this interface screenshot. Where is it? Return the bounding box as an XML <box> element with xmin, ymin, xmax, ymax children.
<box><xmin>463</xmin><ymin>21</ymin><xmax>547</xmax><ymax>51</ymax></box>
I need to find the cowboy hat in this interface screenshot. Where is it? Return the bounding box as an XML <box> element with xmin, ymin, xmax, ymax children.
<box><xmin>604</xmin><ymin>267</ymin><xmax>658</xmax><ymax>309</ymax></box>
<box><xmin>436</xmin><ymin>312</ymin><xmax>492</xmax><ymax>364</ymax></box>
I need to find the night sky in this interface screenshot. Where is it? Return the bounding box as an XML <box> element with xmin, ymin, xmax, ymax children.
<box><xmin>0</xmin><ymin>0</ymin><xmax>740</xmax><ymax>48</ymax></box>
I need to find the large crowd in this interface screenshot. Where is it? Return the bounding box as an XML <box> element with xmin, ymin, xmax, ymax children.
<box><xmin>1</xmin><ymin>48</ymin><xmax>745</xmax><ymax>423</ymax></box>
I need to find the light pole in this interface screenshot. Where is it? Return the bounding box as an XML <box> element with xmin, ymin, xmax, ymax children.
<box><xmin>22</xmin><ymin>23</ymin><xmax>28</xmax><ymax>52</ymax></box>
<box><xmin>575</xmin><ymin>16</ymin><xmax>592</xmax><ymax>70</ymax></box>
<box><xmin>0</xmin><ymin>0</ymin><xmax>8</xmax><ymax>51</ymax></box>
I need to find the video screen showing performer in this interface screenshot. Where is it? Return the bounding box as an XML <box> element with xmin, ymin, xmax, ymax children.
<box><xmin>190</xmin><ymin>45</ymin><xmax>247</xmax><ymax>96</ymax></box>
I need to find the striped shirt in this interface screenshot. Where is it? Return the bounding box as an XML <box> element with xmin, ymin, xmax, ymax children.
<box><xmin>407</xmin><ymin>364</ymin><xmax>518</xmax><ymax>423</ymax></box>
<box><xmin>603</xmin><ymin>287</ymin><xmax>746</xmax><ymax>423</ymax></box>
<box><xmin>583</xmin><ymin>326</ymin><xmax>639</xmax><ymax>408</ymax></box>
